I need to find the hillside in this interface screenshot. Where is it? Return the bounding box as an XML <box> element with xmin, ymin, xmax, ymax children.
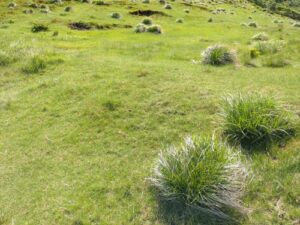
<box><xmin>0</xmin><ymin>0</ymin><xmax>300</xmax><ymax>225</ymax></box>
<box><xmin>248</xmin><ymin>0</ymin><xmax>300</xmax><ymax>20</ymax></box>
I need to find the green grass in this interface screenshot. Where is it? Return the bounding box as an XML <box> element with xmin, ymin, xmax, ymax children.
<box><xmin>220</xmin><ymin>94</ymin><xmax>296</xmax><ymax>151</ymax></box>
<box><xmin>0</xmin><ymin>0</ymin><xmax>300</xmax><ymax>224</ymax></box>
<box><xmin>150</xmin><ymin>136</ymin><xmax>247</xmax><ymax>224</ymax></box>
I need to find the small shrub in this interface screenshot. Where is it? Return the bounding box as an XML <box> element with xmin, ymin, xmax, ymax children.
<box><xmin>176</xmin><ymin>18</ymin><xmax>183</xmax><ymax>23</ymax></box>
<box><xmin>248</xmin><ymin>21</ymin><xmax>257</xmax><ymax>27</ymax></box>
<box><xmin>134</xmin><ymin>23</ymin><xmax>146</xmax><ymax>33</ymax></box>
<box><xmin>184</xmin><ymin>8</ymin><xmax>190</xmax><ymax>13</ymax></box>
<box><xmin>31</xmin><ymin>24</ymin><xmax>49</xmax><ymax>33</ymax></box>
<box><xmin>150</xmin><ymin>136</ymin><xmax>247</xmax><ymax>223</ymax></box>
<box><xmin>141</xmin><ymin>17</ymin><xmax>153</xmax><ymax>25</ymax></box>
<box><xmin>208</xmin><ymin>17</ymin><xmax>213</xmax><ymax>22</ymax></box>
<box><xmin>251</xmin><ymin>32</ymin><xmax>269</xmax><ymax>41</ymax></box>
<box><xmin>164</xmin><ymin>4</ymin><xmax>172</xmax><ymax>9</ymax></box>
<box><xmin>142</xmin><ymin>0</ymin><xmax>150</xmax><ymax>3</ymax></box>
<box><xmin>111</xmin><ymin>12</ymin><xmax>121</xmax><ymax>19</ymax></box>
<box><xmin>22</xmin><ymin>56</ymin><xmax>47</xmax><ymax>74</ymax></box>
<box><xmin>146</xmin><ymin>24</ymin><xmax>163</xmax><ymax>34</ymax></box>
<box><xmin>221</xmin><ymin>94</ymin><xmax>296</xmax><ymax>150</ymax></box>
<box><xmin>249</xmin><ymin>48</ymin><xmax>260</xmax><ymax>58</ymax></box>
<box><xmin>159</xmin><ymin>0</ymin><xmax>166</xmax><ymax>4</ymax></box>
<box><xmin>201</xmin><ymin>45</ymin><xmax>236</xmax><ymax>65</ymax></box>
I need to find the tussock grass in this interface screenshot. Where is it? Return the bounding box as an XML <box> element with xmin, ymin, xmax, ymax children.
<box><xmin>202</xmin><ymin>45</ymin><xmax>236</xmax><ymax>66</ymax></box>
<box><xmin>150</xmin><ymin>136</ymin><xmax>247</xmax><ymax>224</ymax></box>
<box><xmin>146</xmin><ymin>24</ymin><xmax>163</xmax><ymax>34</ymax></box>
<box><xmin>221</xmin><ymin>94</ymin><xmax>296</xmax><ymax>151</ymax></box>
<box><xmin>141</xmin><ymin>17</ymin><xmax>153</xmax><ymax>25</ymax></box>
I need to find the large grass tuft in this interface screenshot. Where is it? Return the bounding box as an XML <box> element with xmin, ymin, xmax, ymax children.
<box><xmin>202</xmin><ymin>45</ymin><xmax>236</xmax><ymax>66</ymax></box>
<box><xmin>221</xmin><ymin>94</ymin><xmax>296</xmax><ymax>151</ymax></box>
<box><xmin>150</xmin><ymin>136</ymin><xmax>247</xmax><ymax>224</ymax></box>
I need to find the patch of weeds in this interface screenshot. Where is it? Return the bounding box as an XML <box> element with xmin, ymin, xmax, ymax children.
<box><xmin>201</xmin><ymin>45</ymin><xmax>236</xmax><ymax>66</ymax></box>
<box><xmin>31</xmin><ymin>24</ymin><xmax>49</xmax><ymax>33</ymax></box>
<box><xmin>221</xmin><ymin>94</ymin><xmax>296</xmax><ymax>151</ymax></box>
<box><xmin>22</xmin><ymin>56</ymin><xmax>47</xmax><ymax>74</ymax></box>
<box><xmin>150</xmin><ymin>136</ymin><xmax>247</xmax><ymax>224</ymax></box>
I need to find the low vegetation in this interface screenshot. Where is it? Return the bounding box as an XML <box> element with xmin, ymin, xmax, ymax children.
<box><xmin>150</xmin><ymin>136</ymin><xmax>247</xmax><ymax>224</ymax></box>
<box><xmin>202</xmin><ymin>45</ymin><xmax>236</xmax><ymax>66</ymax></box>
<box><xmin>221</xmin><ymin>94</ymin><xmax>296</xmax><ymax>151</ymax></box>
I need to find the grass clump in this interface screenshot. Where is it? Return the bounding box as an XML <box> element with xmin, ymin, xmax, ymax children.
<box><xmin>251</xmin><ymin>32</ymin><xmax>269</xmax><ymax>41</ymax></box>
<box><xmin>22</xmin><ymin>56</ymin><xmax>47</xmax><ymax>74</ymax></box>
<box><xmin>202</xmin><ymin>45</ymin><xmax>236</xmax><ymax>66</ymax></box>
<box><xmin>221</xmin><ymin>94</ymin><xmax>296</xmax><ymax>151</ymax></box>
<box><xmin>248</xmin><ymin>21</ymin><xmax>257</xmax><ymax>27</ymax></box>
<box><xmin>175</xmin><ymin>18</ymin><xmax>183</xmax><ymax>23</ymax></box>
<box><xmin>134</xmin><ymin>23</ymin><xmax>146</xmax><ymax>33</ymax></box>
<box><xmin>141</xmin><ymin>17</ymin><xmax>153</xmax><ymax>25</ymax></box>
<box><xmin>31</xmin><ymin>24</ymin><xmax>49</xmax><ymax>33</ymax></box>
<box><xmin>111</xmin><ymin>12</ymin><xmax>121</xmax><ymax>19</ymax></box>
<box><xmin>146</xmin><ymin>24</ymin><xmax>163</xmax><ymax>34</ymax></box>
<box><xmin>164</xmin><ymin>4</ymin><xmax>172</xmax><ymax>9</ymax></box>
<box><xmin>150</xmin><ymin>136</ymin><xmax>247</xmax><ymax>224</ymax></box>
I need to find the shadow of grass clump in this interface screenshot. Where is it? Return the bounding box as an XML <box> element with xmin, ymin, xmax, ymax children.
<box><xmin>155</xmin><ymin>197</ymin><xmax>245</xmax><ymax>225</ymax></box>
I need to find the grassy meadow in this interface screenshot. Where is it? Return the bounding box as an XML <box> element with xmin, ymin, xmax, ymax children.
<box><xmin>0</xmin><ymin>0</ymin><xmax>300</xmax><ymax>224</ymax></box>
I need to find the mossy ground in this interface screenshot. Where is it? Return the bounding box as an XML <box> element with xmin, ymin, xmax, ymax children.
<box><xmin>0</xmin><ymin>0</ymin><xmax>299</xmax><ymax>224</ymax></box>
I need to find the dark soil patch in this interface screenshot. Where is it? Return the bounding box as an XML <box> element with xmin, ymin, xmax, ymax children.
<box><xmin>129</xmin><ymin>10</ymin><xmax>169</xmax><ymax>17</ymax></box>
<box><xmin>68</xmin><ymin>22</ymin><xmax>132</xmax><ymax>30</ymax></box>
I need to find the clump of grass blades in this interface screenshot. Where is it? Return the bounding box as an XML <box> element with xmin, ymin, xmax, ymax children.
<box><xmin>150</xmin><ymin>136</ymin><xmax>247</xmax><ymax>224</ymax></box>
<box><xmin>22</xmin><ymin>56</ymin><xmax>47</xmax><ymax>74</ymax></box>
<box><xmin>221</xmin><ymin>94</ymin><xmax>296</xmax><ymax>151</ymax></box>
<box><xmin>202</xmin><ymin>45</ymin><xmax>236</xmax><ymax>65</ymax></box>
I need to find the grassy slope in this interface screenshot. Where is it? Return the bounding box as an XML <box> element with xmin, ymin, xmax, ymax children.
<box><xmin>0</xmin><ymin>0</ymin><xmax>300</xmax><ymax>224</ymax></box>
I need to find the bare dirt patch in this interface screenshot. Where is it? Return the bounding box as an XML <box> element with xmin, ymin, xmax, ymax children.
<box><xmin>68</xmin><ymin>22</ymin><xmax>132</xmax><ymax>30</ymax></box>
<box><xmin>129</xmin><ymin>10</ymin><xmax>169</xmax><ymax>16</ymax></box>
